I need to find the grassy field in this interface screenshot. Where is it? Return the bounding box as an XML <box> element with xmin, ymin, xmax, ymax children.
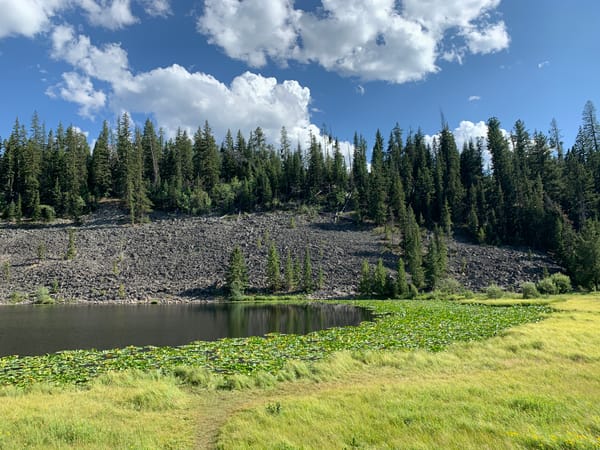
<box><xmin>0</xmin><ymin>295</ymin><xmax>598</xmax><ymax>449</ymax></box>
<box><xmin>218</xmin><ymin>295</ymin><xmax>600</xmax><ymax>449</ymax></box>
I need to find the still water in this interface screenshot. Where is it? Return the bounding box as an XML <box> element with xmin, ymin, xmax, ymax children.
<box><xmin>0</xmin><ymin>303</ymin><xmax>371</xmax><ymax>357</ymax></box>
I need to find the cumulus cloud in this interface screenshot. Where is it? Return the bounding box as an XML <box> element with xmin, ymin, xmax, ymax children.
<box><xmin>462</xmin><ymin>21</ymin><xmax>510</xmax><ymax>54</ymax></box>
<box><xmin>47</xmin><ymin>27</ymin><xmax>341</xmax><ymax>154</ymax></box>
<box><xmin>0</xmin><ymin>0</ymin><xmax>172</xmax><ymax>38</ymax></box>
<box><xmin>46</xmin><ymin>71</ymin><xmax>106</xmax><ymax>117</ymax></box>
<box><xmin>198</xmin><ymin>0</ymin><xmax>510</xmax><ymax>83</ymax></box>
<box><xmin>0</xmin><ymin>0</ymin><xmax>66</xmax><ymax>38</ymax></box>
<box><xmin>78</xmin><ymin>0</ymin><xmax>138</xmax><ymax>30</ymax></box>
<box><xmin>468</xmin><ymin>95</ymin><xmax>481</xmax><ymax>102</ymax></box>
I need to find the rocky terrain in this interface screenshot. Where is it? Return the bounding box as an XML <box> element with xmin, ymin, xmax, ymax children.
<box><xmin>0</xmin><ymin>203</ymin><xmax>562</xmax><ymax>303</ymax></box>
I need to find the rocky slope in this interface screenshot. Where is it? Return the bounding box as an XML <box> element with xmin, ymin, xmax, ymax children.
<box><xmin>0</xmin><ymin>203</ymin><xmax>562</xmax><ymax>303</ymax></box>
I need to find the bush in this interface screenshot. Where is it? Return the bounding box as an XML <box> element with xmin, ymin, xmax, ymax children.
<box><xmin>39</xmin><ymin>205</ymin><xmax>56</xmax><ymax>222</ymax></box>
<box><xmin>536</xmin><ymin>277</ymin><xmax>557</xmax><ymax>295</ymax></box>
<box><xmin>521</xmin><ymin>282</ymin><xmax>540</xmax><ymax>299</ymax></box>
<box><xmin>35</xmin><ymin>287</ymin><xmax>54</xmax><ymax>304</ymax></box>
<box><xmin>436</xmin><ymin>278</ymin><xmax>464</xmax><ymax>295</ymax></box>
<box><xmin>549</xmin><ymin>273</ymin><xmax>572</xmax><ymax>294</ymax></box>
<box><xmin>485</xmin><ymin>284</ymin><xmax>504</xmax><ymax>299</ymax></box>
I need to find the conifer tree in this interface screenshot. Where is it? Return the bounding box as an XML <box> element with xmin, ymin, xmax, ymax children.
<box><xmin>226</xmin><ymin>245</ymin><xmax>248</xmax><ymax>300</ymax></box>
<box><xmin>302</xmin><ymin>246</ymin><xmax>313</xmax><ymax>293</ymax></box>
<box><xmin>266</xmin><ymin>242</ymin><xmax>281</xmax><ymax>292</ymax></box>
<box><xmin>284</xmin><ymin>248</ymin><xmax>294</xmax><ymax>291</ymax></box>
<box><xmin>359</xmin><ymin>260</ymin><xmax>372</xmax><ymax>295</ymax></box>
<box><xmin>373</xmin><ymin>258</ymin><xmax>387</xmax><ymax>296</ymax></box>
<box><xmin>91</xmin><ymin>121</ymin><xmax>112</xmax><ymax>199</ymax></box>
<box><xmin>396</xmin><ymin>258</ymin><xmax>408</xmax><ymax>298</ymax></box>
<box><xmin>404</xmin><ymin>207</ymin><xmax>424</xmax><ymax>288</ymax></box>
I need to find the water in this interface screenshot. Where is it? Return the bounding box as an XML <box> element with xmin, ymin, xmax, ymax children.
<box><xmin>0</xmin><ymin>303</ymin><xmax>371</xmax><ymax>357</ymax></box>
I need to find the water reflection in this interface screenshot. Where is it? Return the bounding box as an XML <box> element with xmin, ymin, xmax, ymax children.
<box><xmin>0</xmin><ymin>303</ymin><xmax>371</xmax><ymax>357</ymax></box>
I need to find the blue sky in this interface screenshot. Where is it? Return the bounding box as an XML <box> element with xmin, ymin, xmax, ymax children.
<box><xmin>0</xmin><ymin>0</ymin><xmax>598</xmax><ymax>155</ymax></box>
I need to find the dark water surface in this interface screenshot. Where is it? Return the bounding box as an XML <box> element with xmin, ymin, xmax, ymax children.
<box><xmin>0</xmin><ymin>303</ymin><xmax>371</xmax><ymax>357</ymax></box>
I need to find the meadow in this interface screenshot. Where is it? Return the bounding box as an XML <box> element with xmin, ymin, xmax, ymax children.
<box><xmin>0</xmin><ymin>295</ymin><xmax>598</xmax><ymax>449</ymax></box>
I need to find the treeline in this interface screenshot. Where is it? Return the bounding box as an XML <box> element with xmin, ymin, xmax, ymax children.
<box><xmin>1</xmin><ymin>102</ymin><xmax>600</xmax><ymax>288</ymax></box>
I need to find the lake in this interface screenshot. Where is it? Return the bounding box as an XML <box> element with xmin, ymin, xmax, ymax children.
<box><xmin>0</xmin><ymin>302</ymin><xmax>371</xmax><ymax>357</ymax></box>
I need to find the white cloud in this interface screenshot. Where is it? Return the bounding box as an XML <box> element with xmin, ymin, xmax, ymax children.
<box><xmin>538</xmin><ymin>60</ymin><xmax>550</xmax><ymax>69</ymax></box>
<box><xmin>0</xmin><ymin>0</ymin><xmax>66</xmax><ymax>38</ymax></box>
<box><xmin>0</xmin><ymin>0</ymin><xmax>172</xmax><ymax>38</ymax></box>
<box><xmin>47</xmin><ymin>28</ymin><xmax>342</xmax><ymax>154</ymax></box>
<box><xmin>78</xmin><ymin>0</ymin><xmax>138</xmax><ymax>30</ymax></box>
<box><xmin>468</xmin><ymin>95</ymin><xmax>481</xmax><ymax>102</ymax></box>
<box><xmin>198</xmin><ymin>0</ymin><xmax>510</xmax><ymax>83</ymax></box>
<box><xmin>46</xmin><ymin>71</ymin><xmax>106</xmax><ymax>117</ymax></box>
<box><xmin>463</xmin><ymin>21</ymin><xmax>510</xmax><ymax>54</ymax></box>
<box><xmin>139</xmin><ymin>0</ymin><xmax>170</xmax><ymax>17</ymax></box>
<box><xmin>356</xmin><ymin>85</ymin><xmax>365</xmax><ymax>96</ymax></box>
<box><xmin>50</xmin><ymin>25</ymin><xmax>132</xmax><ymax>86</ymax></box>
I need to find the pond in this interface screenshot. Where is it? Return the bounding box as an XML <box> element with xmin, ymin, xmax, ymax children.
<box><xmin>0</xmin><ymin>302</ymin><xmax>371</xmax><ymax>357</ymax></box>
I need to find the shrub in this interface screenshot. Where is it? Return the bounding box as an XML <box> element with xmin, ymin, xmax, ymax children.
<box><xmin>9</xmin><ymin>291</ymin><xmax>27</xmax><ymax>304</ymax></box>
<box><xmin>536</xmin><ymin>277</ymin><xmax>557</xmax><ymax>295</ymax></box>
<box><xmin>35</xmin><ymin>287</ymin><xmax>54</xmax><ymax>304</ymax></box>
<box><xmin>407</xmin><ymin>283</ymin><xmax>419</xmax><ymax>299</ymax></box>
<box><xmin>521</xmin><ymin>282</ymin><xmax>540</xmax><ymax>299</ymax></box>
<box><xmin>39</xmin><ymin>205</ymin><xmax>56</xmax><ymax>222</ymax></box>
<box><xmin>436</xmin><ymin>278</ymin><xmax>464</xmax><ymax>295</ymax></box>
<box><xmin>485</xmin><ymin>284</ymin><xmax>504</xmax><ymax>299</ymax></box>
<box><xmin>65</xmin><ymin>228</ymin><xmax>76</xmax><ymax>260</ymax></box>
<box><xmin>549</xmin><ymin>273</ymin><xmax>572</xmax><ymax>294</ymax></box>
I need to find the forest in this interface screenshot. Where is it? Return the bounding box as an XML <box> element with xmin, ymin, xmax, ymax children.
<box><xmin>1</xmin><ymin>101</ymin><xmax>600</xmax><ymax>290</ymax></box>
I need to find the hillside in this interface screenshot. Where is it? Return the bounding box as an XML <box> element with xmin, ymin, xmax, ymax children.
<box><xmin>0</xmin><ymin>203</ymin><xmax>561</xmax><ymax>303</ymax></box>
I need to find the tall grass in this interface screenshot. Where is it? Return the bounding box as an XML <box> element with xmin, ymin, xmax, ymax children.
<box><xmin>217</xmin><ymin>296</ymin><xmax>600</xmax><ymax>449</ymax></box>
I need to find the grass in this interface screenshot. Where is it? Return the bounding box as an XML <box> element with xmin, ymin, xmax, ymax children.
<box><xmin>0</xmin><ymin>295</ymin><xmax>598</xmax><ymax>448</ymax></box>
<box><xmin>217</xmin><ymin>295</ymin><xmax>600</xmax><ymax>449</ymax></box>
<box><xmin>0</xmin><ymin>372</ymin><xmax>194</xmax><ymax>449</ymax></box>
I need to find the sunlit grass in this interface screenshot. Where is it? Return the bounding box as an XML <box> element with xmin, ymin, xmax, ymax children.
<box><xmin>217</xmin><ymin>296</ymin><xmax>600</xmax><ymax>449</ymax></box>
<box><xmin>0</xmin><ymin>372</ymin><xmax>195</xmax><ymax>449</ymax></box>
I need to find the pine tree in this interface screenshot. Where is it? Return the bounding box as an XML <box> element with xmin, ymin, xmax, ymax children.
<box><xmin>424</xmin><ymin>234</ymin><xmax>440</xmax><ymax>290</ymax></box>
<box><xmin>226</xmin><ymin>245</ymin><xmax>248</xmax><ymax>300</ymax></box>
<box><xmin>302</xmin><ymin>246</ymin><xmax>313</xmax><ymax>293</ymax></box>
<box><xmin>359</xmin><ymin>260</ymin><xmax>372</xmax><ymax>295</ymax></box>
<box><xmin>266</xmin><ymin>242</ymin><xmax>281</xmax><ymax>292</ymax></box>
<box><xmin>284</xmin><ymin>248</ymin><xmax>294</xmax><ymax>291</ymax></box>
<box><xmin>91</xmin><ymin>121</ymin><xmax>112</xmax><ymax>198</ymax></box>
<box><xmin>373</xmin><ymin>258</ymin><xmax>387</xmax><ymax>296</ymax></box>
<box><xmin>404</xmin><ymin>207</ymin><xmax>424</xmax><ymax>288</ymax></box>
<box><xmin>368</xmin><ymin>130</ymin><xmax>387</xmax><ymax>224</ymax></box>
<box><xmin>193</xmin><ymin>121</ymin><xmax>220</xmax><ymax>194</ymax></box>
<box><xmin>65</xmin><ymin>228</ymin><xmax>76</xmax><ymax>260</ymax></box>
<box><xmin>396</xmin><ymin>258</ymin><xmax>408</xmax><ymax>298</ymax></box>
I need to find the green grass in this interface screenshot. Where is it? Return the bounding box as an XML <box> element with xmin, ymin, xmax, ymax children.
<box><xmin>217</xmin><ymin>295</ymin><xmax>600</xmax><ymax>449</ymax></box>
<box><xmin>0</xmin><ymin>372</ymin><xmax>194</xmax><ymax>449</ymax></box>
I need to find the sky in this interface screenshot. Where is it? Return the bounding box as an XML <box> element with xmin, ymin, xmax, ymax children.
<box><xmin>0</xmin><ymin>0</ymin><xmax>598</xmax><ymax>158</ymax></box>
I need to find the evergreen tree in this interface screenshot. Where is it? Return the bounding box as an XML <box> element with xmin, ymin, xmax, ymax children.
<box><xmin>266</xmin><ymin>242</ymin><xmax>281</xmax><ymax>292</ymax></box>
<box><xmin>193</xmin><ymin>121</ymin><xmax>220</xmax><ymax>194</ymax></box>
<box><xmin>368</xmin><ymin>130</ymin><xmax>387</xmax><ymax>224</ymax></box>
<box><xmin>226</xmin><ymin>245</ymin><xmax>248</xmax><ymax>300</ymax></box>
<box><xmin>91</xmin><ymin>121</ymin><xmax>112</xmax><ymax>198</ymax></box>
<box><xmin>302</xmin><ymin>246</ymin><xmax>313</xmax><ymax>293</ymax></box>
<box><xmin>373</xmin><ymin>258</ymin><xmax>387</xmax><ymax>296</ymax></box>
<box><xmin>404</xmin><ymin>207</ymin><xmax>424</xmax><ymax>288</ymax></box>
<box><xmin>284</xmin><ymin>248</ymin><xmax>294</xmax><ymax>291</ymax></box>
<box><xmin>396</xmin><ymin>258</ymin><xmax>408</xmax><ymax>298</ymax></box>
<box><xmin>359</xmin><ymin>260</ymin><xmax>372</xmax><ymax>295</ymax></box>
